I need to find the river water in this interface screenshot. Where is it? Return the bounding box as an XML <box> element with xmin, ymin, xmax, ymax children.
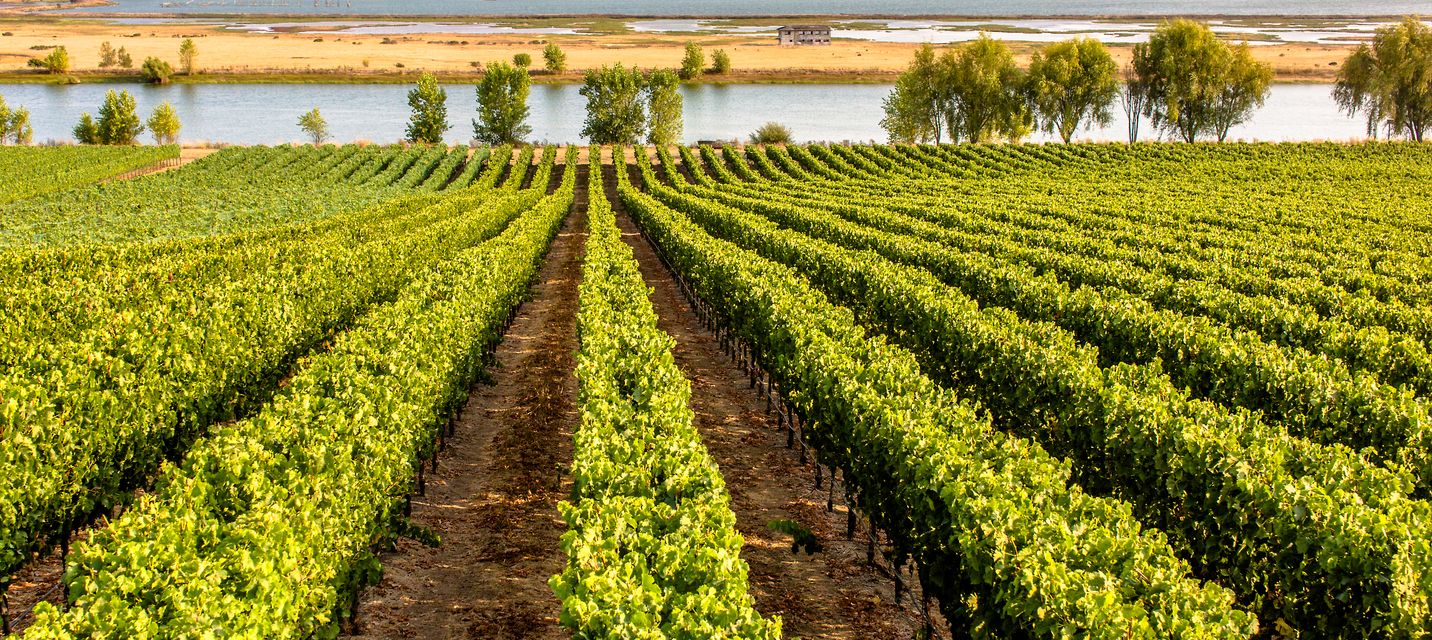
<box><xmin>0</xmin><ymin>82</ymin><xmax>1369</xmax><ymax>145</ymax></box>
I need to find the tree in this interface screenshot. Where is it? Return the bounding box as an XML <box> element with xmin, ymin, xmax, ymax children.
<box><xmin>117</xmin><ymin>47</ymin><xmax>133</xmax><ymax>69</ymax></box>
<box><xmin>473</xmin><ymin>61</ymin><xmax>532</xmax><ymax>145</ymax></box>
<box><xmin>881</xmin><ymin>44</ymin><xmax>944</xmax><ymax>143</ymax></box>
<box><xmin>1334</xmin><ymin>16</ymin><xmax>1432</xmax><ymax>142</ymax></box>
<box><xmin>542</xmin><ymin>43</ymin><xmax>566</xmax><ymax>74</ymax></box>
<box><xmin>711</xmin><ymin>49</ymin><xmax>731</xmax><ymax>74</ymax></box>
<box><xmin>99</xmin><ymin>41</ymin><xmax>118</xmax><ymax>68</ymax></box>
<box><xmin>0</xmin><ymin>97</ymin><xmax>23</xmax><ymax>145</ymax></box>
<box><xmin>74</xmin><ymin>113</ymin><xmax>100</xmax><ymax>145</ymax></box>
<box><xmin>513</xmin><ymin>52</ymin><xmax>532</xmax><ymax>69</ymax></box>
<box><xmin>749</xmin><ymin>122</ymin><xmax>793</xmax><ymax>145</ymax></box>
<box><xmin>39</xmin><ymin>46</ymin><xmax>69</xmax><ymax>74</ymax></box>
<box><xmin>141</xmin><ymin>57</ymin><xmax>174</xmax><ymax>84</ymax></box>
<box><xmin>1025</xmin><ymin>38</ymin><xmax>1119</xmax><ymax>143</ymax></box>
<box><xmin>405</xmin><ymin>72</ymin><xmax>450</xmax><ymax>144</ymax></box>
<box><xmin>680</xmin><ymin>42</ymin><xmax>703</xmax><ymax>81</ymax></box>
<box><xmin>948</xmin><ymin>35</ymin><xmax>1030</xmax><ymax>143</ymax></box>
<box><xmin>580</xmin><ymin>63</ymin><xmax>648</xmax><ymax>145</ymax></box>
<box><xmin>9</xmin><ymin>108</ymin><xmax>32</xmax><ymax>145</ymax></box>
<box><xmin>179</xmin><ymin>38</ymin><xmax>198</xmax><ymax>75</ymax></box>
<box><xmin>148</xmin><ymin>102</ymin><xmax>181</xmax><ymax>145</ymax></box>
<box><xmin>1132</xmin><ymin>19</ymin><xmax>1272</xmax><ymax>143</ymax></box>
<box><xmin>1120</xmin><ymin>62</ymin><xmax>1146</xmax><ymax>143</ymax></box>
<box><xmin>97</xmin><ymin>90</ymin><xmax>144</xmax><ymax>145</ymax></box>
<box><xmin>1209</xmin><ymin>44</ymin><xmax>1272</xmax><ymax>142</ymax></box>
<box><xmin>299</xmin><ymin>108</ymin><xmax>329</xmax><ymax>145</ymax></box>
<box><xmin>645</xmin><ymin>69</ymin><xmax>683</xmax><ymax>146</ymax></box>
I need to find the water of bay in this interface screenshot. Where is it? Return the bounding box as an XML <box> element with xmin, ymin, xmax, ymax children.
<box><xmin>69</xmin><ymin>0</ymin><xmax>1427</xmax><ymax>16</ymax></box>
<box><xmin>0</xmin><ymin>82</ymin><xmax>1368</xmax><ymax>145</ymax></box>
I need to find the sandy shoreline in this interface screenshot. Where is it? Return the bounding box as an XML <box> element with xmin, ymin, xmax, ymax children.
<box><xmin>0</xmin><ymin>13</ymin><xmax>1364</xmax><ymax>84</ymax></box>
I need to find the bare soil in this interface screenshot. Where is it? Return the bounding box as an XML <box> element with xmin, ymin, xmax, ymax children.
<box><xmin>0</xmin><ymin>16</ymin><xmax>1354</xmax><ymax>82</ymax></box>
<box><xmin>349</xmin><ymin>174</ymin><xmax>586</xmax><ymax>640</ymax></box>
<box><xmin>602</xmin><ymin>167</ymin><xmax>942</xmax><ymax>639</ymax></box>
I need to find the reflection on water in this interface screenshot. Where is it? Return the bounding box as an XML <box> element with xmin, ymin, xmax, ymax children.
<box><xmin>0</xmin><ymin>82</ymin><xmax>1371</xmax><ymax>145</ymax></box>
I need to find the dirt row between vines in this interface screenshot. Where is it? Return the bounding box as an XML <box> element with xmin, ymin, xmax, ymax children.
<box><xmin>347</xmin><ymin>160</ymin><xmax>934</xmax><ymax>638</ymax></box>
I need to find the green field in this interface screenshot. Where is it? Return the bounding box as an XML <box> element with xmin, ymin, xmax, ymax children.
<box><xmin>2</xmin><ymin>141</ymin><xmax>1430</xmax><ymax>639</ymax></box>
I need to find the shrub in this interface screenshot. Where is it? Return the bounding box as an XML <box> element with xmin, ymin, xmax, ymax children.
<box><xmin>140</xmin><ymin>57</ymin><xmax>174</xmax><ymax>84</ymax></box>
<box><xmin>748</xmin><ymin>122</ymin><xmax>793</xmax><ymax>145</ymax></box>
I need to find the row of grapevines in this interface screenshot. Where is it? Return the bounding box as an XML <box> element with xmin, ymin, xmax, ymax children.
<box><xmin>812</xmin><ymin>144</ymin><xmax>1432</xmax><ymax>302</ymax></box>
<box><xmin>616</xmin><ymin>156</ymin><xmax>1257</xmax><ymax>639</ymax></box>
<box><xmin>24</xmin><ymin>153</ymin><xmax>577</xmax><ymax>638</ymax></box>
<box><xmin>639</xmin><ymin>173</ymin><xmax>1432</xmax><ymax>638</ymax></box>
<box><xmin>0</xmin><ymin>155</ymin><xmax>534</xmax><ymax>586</ymax></box>
<box><xmin>678</xmin><ymin>178</ymin><xmax>1432</xmax><ymax>497</ymax></box>
<box><xmin>788</xmin><ymin>165</ymin><xmax>1432</xmax><ymax>336</ymax></box>
<box><xmin>0</xmin><ymin>145</ymin><xmax>178</xmax><ymax>205</ymax></box>
<box><xmin>415</xmin><ymin>146</ymin><xmax>472</xmax><ymax>191</ymax></box>
<box><xmin>0</xmin><ymin>145</ymin><xmax>438</xmax><ymax>247</ymax></box>
<box><xmin>720</xmin><ymin>173</ymin><xmax>1432</xmax><ymax>411</ymax></box>
<box><xmin>550</xmin><ymin>165</ymin><xmax>779</xmax><ymax>638</ymax></box>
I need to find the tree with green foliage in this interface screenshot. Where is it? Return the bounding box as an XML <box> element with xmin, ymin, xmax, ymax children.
<box><xmin>710</xmin><ymin>48</ymin><xmax>731</xmax><ymax>74</ymax></box>
<box><xmin>473</xmin><ymin>61</ymin><xmax>532</xmax><ymax>145</ymax></box>
<box><xmin>8</xmin><ymin>108</ymin><xmax>32</xmax><ymax>145</ymax></box>
<box><xmin>141</xmin><ymin>57</ymin><xmax>174</xmax><ymax>84</ymax></box>
<box><xmin>680</xmin><ymin>42</ymin><xmax>703</xmax><ymax>81</ymax></box>
<box><xmin>0</xmin><ymin>96</ymin><xmax>23</xmax><ymax>145</ymax></box>
<box><xmin>542</xmin><ymin>42</ymin><xmax>566</xmax><ymax>74</ymax></box>
<box><xmin>179</xmin><ymin>38</ymin><xmax>198</xmax><ymax>75</ymax></box>
<box><xmin>299</xmin><ymin>108</ymin><xmax>329</xmax><ymax>144</ymax></box>
<box><xmin>947</xmin><ymin>35</ymin><xmax>1030</xmax><ymax>143</ymax></box>
<box><xmin>76</xmin><ymin>90</ymin><xmax>144</xmax><ymax>145</ymax></box>
<box><xmin>1133</xmin><ymin>19</ymin><xmax>1272</xmax><ymax>142</ymax></box>
<box><xmin>645</xmin><ymin>69</ymin><xmax>683</xmax><ymax>146</ymax></box>
<box><xmin>749</xmin><ymin>122</ymin><xmax>793</xmax><ymax>145</ymax></box>
<box><xmin>117</xmin><ymin>47</ymin><xmax>133</xmax><ymax>69</ymax></box>
<box><xmin>881</xmin><ymin>43</ymin><xmax>944</xmax><ymax>143</ymax></box>
<box><xmin>580</xmin><ymin>63</ymin><xmax>648</xmax><ymax>145</ymax></box>
<box><xmin>148</xmin><ymin>102</ymin><xmax>181</xmax><ymax>145</ymax></box>
<box><xmin>99</xmin><ymin>41</ymin><xmax>118</xmax><ymax>68</ymax></box>
<box><xmin>73</xmin><ymin>113</ymin><xmax>99</xmax><ymax>144</ymax></box>
<box><xmin>1025</xmin><ymin>38</ymin><xmax>1119</xmax><ymax>143</ymax></box>
<box><xmin>513</xmin><ymin>52</ymin><xmax>532</xmax><ymax>68</ymax></box>
<box><xmin>1335</xmin><ymin>16</ymin><xmax>1432</xmax><ymax>141</ymax></box>
<box><xmin>34</xmin><ymin>46</ymin><xmax>69</xmax><ymax>74</ymax></box>
<box><xmin>405</xmin><ymin>72</ymin><xmax>450</xmax><ymax>144</ymax></box>
<box><xmin>1208</xmin><ymin>44</ymin><xmax>1273</xmax><ymax>141</ymax></box>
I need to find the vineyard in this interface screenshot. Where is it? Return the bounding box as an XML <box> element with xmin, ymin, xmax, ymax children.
<box><xmin>1</xmin><ymin>141</ymin><xmax>1430</xmax><ymax>639</ymax></box>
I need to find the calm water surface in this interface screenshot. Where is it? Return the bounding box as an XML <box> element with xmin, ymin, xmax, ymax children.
<box><xmin>71</xmin><ymin>0</ymin><xmax>1429</xmax><ymax>16</ymax></box>
<box><xmin>0</xmin><ymin>83</ymin><xmax>1368</xmax><ymax>145</ymax></box>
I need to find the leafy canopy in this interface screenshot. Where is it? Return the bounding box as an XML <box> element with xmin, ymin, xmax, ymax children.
<box><xmin>298</xmin><ymin>107</ymin><xmax>329</xmax><ymax>144</ymax></box>
<box><xmin>1334</xmin><ymin>16</ymin><xmax>1432</xmax><ymax>141</ymax></box>
<box><xmin>148</xmin><ymin>102</ymin><xmax>182</xmax><ymax>145</ymax></box>
<box><xmin>405</xmin><ymin>72</ymin><xmax>450</xmax><ymax>144</ymax></box>
<box><xmin>1132</xmin><ymin>19</ymin><xmax>1272</xmax><ymax>142</ymax></box>
<box><xmin>473</xmin><ymin>61</ymin><xmax>533</xmax><ymax>145</ymax></box>
<box><xmin>1025</xmin><ymin>38</ymin><xmax>1119</xmax><ymax>143</ymax></box>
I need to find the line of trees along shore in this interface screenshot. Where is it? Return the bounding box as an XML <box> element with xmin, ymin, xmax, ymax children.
<box><xmin>885</xmin><ymin>16</ymin><xmax>1431</xmax><ymax>144</ymax></box>
<box><xmin>12</xmin><ymin>17</ymin><xmax>1425</xmax><ymax>147</ymax></box>
<box><xmin>882</xmin><ymin>20</ymin><xmax>1273</xmax><ymax>144</ymax></box>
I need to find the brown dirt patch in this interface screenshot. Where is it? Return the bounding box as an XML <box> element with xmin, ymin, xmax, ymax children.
<box><xmin>349</xmin><ymin>179</ymin><xmax>585</xmax><ymax>639</ymax></box>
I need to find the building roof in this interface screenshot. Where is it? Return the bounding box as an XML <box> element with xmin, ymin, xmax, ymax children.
<box><xmin>777</xmin><ymin>25</ymin><xmax>832</xmax><ymax>32</ymax></box>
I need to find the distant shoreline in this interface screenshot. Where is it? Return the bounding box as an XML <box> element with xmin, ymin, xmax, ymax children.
<box><xmin>0</xmin><ymin>10</ymin><xmax>1368</xmax><ymax>85</ymax></box>
<box><xmin>1</xmin><ymin>8</ymin><xmax>1420</xmax><ymax>21</ymax></box>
